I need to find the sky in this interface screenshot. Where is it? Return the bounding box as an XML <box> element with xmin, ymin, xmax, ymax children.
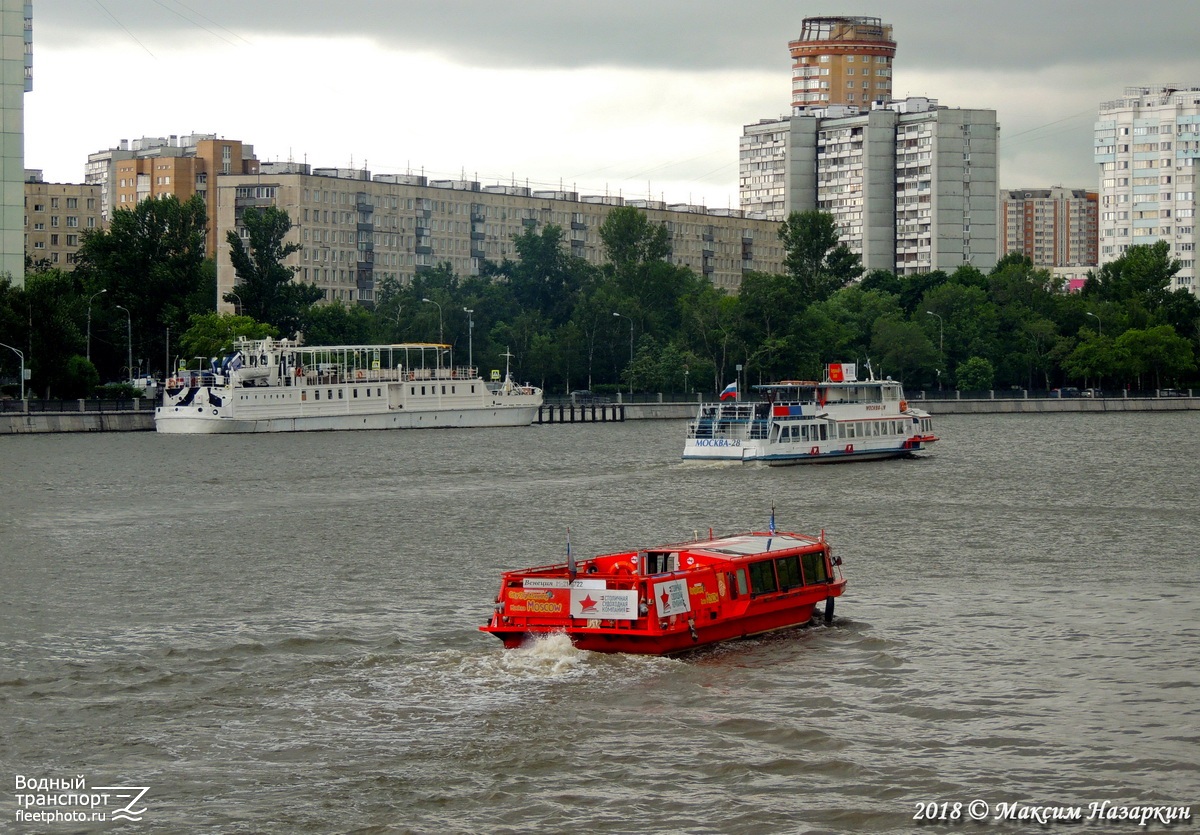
<box><xmin>22</xmin><ymin>0</ymin><xmax>1200</xmax><ymax>209</ymax></box>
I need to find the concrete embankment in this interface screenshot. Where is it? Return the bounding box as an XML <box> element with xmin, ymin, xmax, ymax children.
<box><xmin>1</xmin><ymin>396</ymin><xmax>1196</xmax><ymax>435</ymax></box>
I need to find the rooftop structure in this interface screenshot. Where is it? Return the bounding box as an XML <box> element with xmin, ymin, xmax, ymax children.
<box><xmin>789</xmin><ymin>16</ymin><xmax>895</xmax><ymax>111</ymax></box>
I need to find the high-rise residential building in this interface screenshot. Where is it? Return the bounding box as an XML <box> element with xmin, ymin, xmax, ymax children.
<box><xmin>1</xmin><ymin>0</ymin><xmax>31</xmax><ymax>284</ymax></box>
<box><xmin>1001</xmin><ymin>188</ymin><xmax>1098</xmax><ymax>281</ymax></box>
<box><xmin>87</xmin><ymin>135</ymin><xmax>258</xmax><ymax>257</ymax></box>
<box><xmin>789</xmin><ymin>16</ymin><xmax>895</xmax><ymax>111</ymax></box>
<box><xmin>23</xmin><ymin>171</ymin><xmax>103</xmax><ymax>269</ymax></box>
<box><xmin>740</xmin><ymin>98</ymin><xmax>999</xmax><ymax>275</ymax></box>
<box><xmin>214</xmin><ymin>167</ymin><xmax>788</xmax><ymax>308</ymax></box>
<box><xmin>1095</xmin><ymin>85</ymin><xmax>1200</xmax><ymax>295</ymax></box>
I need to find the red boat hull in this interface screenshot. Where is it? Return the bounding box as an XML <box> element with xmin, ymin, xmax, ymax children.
<box><xmin>481</xmin><ymin>527</ymin><xmax>846</xmax><ymax>657</ymax></box>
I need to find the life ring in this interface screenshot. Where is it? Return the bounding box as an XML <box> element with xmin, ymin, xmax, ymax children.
<box><xmin>899</xmin><ymin>400</ymin><xmax>908</xmax><ymax>411</ymax></box>
<box><xmin>356</xmin><ymin>371</ymin><xmax>364</xmax><ymax>380</ymax></box>
<box><xmin>295</xmin><ymin>367</ymin><xmax>304</xmax><ymax>377</ymax></box>
<box><xmin>810</xmin><ymin>446</ymin><xmax>819</xmax><ymax>455</ymax></box>
<box><xmin>612</xmin><ymin>560</ymin><xmax>635</xmax><ymax>575</ymax></box>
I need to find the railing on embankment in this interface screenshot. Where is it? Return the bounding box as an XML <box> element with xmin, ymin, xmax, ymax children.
<box><xmin>3</xmin><ymin>391</ymin><xmax>1197</xmax><ymax>435</ymax></box>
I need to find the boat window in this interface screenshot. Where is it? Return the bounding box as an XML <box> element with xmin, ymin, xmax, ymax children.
<box><xmin>644</xmin><ymin>551</ymin><xmax>677</xmax><ymax>574</ymax></box>
<box><xmin>820</xmin><ymin>425</ymin><xmax>828</xmax><ymax>440</ymax></box>
<box><xmin>328</xmin><ymin>389</ymin><xmax>334</xmax><ymax>400</ymax></box>
<box><xmin>747</xmin><ymin>560</ymin><xmax>778</xmax><ymax>595</ymax></box>
<box><xmin>837</xmin><ymin>424</ymin><xmax>846</xmax><ymax>439</ymax></box>
<box><xmin>314</xmin><ymin>390</ymin><xmax>320</xmax><ymax>400</ymax></box>
<box><xmin>301</xmin><ymin>391</ymin><xmax>307</xmax><ymax>401</ymax></box>
<box><xmin>338</xmin><ymin>389</ymin><xmax>344</xmax><ymax>400</ymax></box>
<box><xmin>353</xmin><ymin>389</ymin><xmax>358</xmax><ymax>398</ymax></box>
<box><xmin>441</xmin><ymin>385</ymin><xmax>446</xmax><ymax>395</ymax></box>
<box><xmin>776</xmin><ymin>555</ymin><xmax>802</xmax><ymax>590</ymax></box>
<box><xmin>734</xmin><ymin>568</ymin><xmax>748</xmax><ymax>597</ymax></box>
<box><xmin>421</xmin><ymin>386</ymin><xmax>426</xmax><ymax>395</ymax></box>
<box><xmin>801</xmin><ymin>551</ymin><xmax>829</xmax><ymax>584</ymax></box>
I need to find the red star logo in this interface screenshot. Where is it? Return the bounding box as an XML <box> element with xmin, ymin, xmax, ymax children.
<box><xmin>579</xmin><ymin>594</ymin><xmax>598</xmax><ymax>612</ymax></box>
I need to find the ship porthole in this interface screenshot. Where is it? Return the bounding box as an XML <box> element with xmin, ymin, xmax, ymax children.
<box><xmin>213</xmin><ymin>409</ymin><xmax>219</xmax><ymax>415</ymax></box>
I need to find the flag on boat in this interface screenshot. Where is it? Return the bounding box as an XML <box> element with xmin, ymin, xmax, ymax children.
<box><xmin>719</xmin><ymin>382</ymin><xmax>738</xmax><ymax>400</ymax></box>
<box><xmin>769</xmin><ymin>507</ymin><xmax>776</xmax><ymax>535</ymax></box>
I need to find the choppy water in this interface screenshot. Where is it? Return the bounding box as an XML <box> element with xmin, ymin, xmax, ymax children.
<box><xmin>1</xmin><ymin>414</ymin><xmax>1197</xmax><ymax>833</ymax></box>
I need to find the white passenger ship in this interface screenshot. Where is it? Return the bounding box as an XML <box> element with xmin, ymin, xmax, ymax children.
<box><xmin>155</xmin><ymin>337</ymin><xmax>542</xmax><ymax>434</ymax></box>
<box><xmin>683</xmin><ymin>362</ymin><xmax>937</xmax><ymax>464</ymax></box>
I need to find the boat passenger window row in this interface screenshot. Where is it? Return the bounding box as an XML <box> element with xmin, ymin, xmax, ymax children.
<box><xmin>737</xmin><ymin>551</ymin><xmax>831</xmax><ymax>597</ymax></box>
<box><xmin>778</xmin><ymin>424</ymin><xmax>829</xmax><ymax>442</ymax></box>
<box><xmin>410</xmin><ymin>385</ymin><xmax>461</xmax><ymax>396</ymax></box>
<box><xmin>836</xmin><ymin>420</ymin><xmax>909</xmax><ymax>439</ymax></box>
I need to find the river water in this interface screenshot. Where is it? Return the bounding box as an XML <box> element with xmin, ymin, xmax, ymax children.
<box><xmin>1</xmin><ymin>414</ymin><xmax>1197</xmax><ymax>833</ymax></box>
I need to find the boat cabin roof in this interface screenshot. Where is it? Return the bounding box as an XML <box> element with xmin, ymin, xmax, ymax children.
<box><xmin>669</xmin><ymin>531</ymin><xmax>823</xmax><ymax>559</ymax></box>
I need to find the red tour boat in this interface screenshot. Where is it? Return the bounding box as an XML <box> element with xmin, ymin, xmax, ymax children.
<box><xmin>480</xmin><ymin>518</ymin><xmax>846</xmax><ymax>656</ymax></box>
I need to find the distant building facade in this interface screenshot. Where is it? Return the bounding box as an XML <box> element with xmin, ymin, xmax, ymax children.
<box><xmin>87</xmin><ymin>134</ymin><xmax>258</xmax><ymax>257</ymax></box>
<box><xmin>215</xmin><ymin>167</ymin><xmax>788</xmax><ymax>308</ymax></box>
<box><xmin>1095</xmin><ymin>85</ymin><xmax>1200</xmax><ymax>295</ymax></box>
<box><xmin>1</xmin><ymin>0</ymin><xmax>31</xmax><ymax>283</ymax></box>
<box><xmin>789</xmin><ymin>16</ymin><xmax>895</xmax><ymax>110</ymax></box>
<box><xmin>23</xmin><ymin>171</ymin><xmax>102</xmax><ymax>269</ymax></box>
<box><xmin>1001</xmin><ymin>187</ymin><xmax>1098</xmax><ymax>282</ymax></box>
<box><xmin>740</xmin><ymin>98</ymin><xmax>999</xmax><ymax>275</ymax></box>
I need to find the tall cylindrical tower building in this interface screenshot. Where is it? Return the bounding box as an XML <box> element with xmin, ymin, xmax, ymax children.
<box><xmin>789</xmin><ymin>16</ymin><xmax>895</xmax><ymax>110</ymax></box>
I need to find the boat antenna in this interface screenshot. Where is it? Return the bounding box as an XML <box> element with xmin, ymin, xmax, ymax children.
<box><xmin>567</xmin><ymin>527</ymin><xmax>577</xmax><ymax>582</ymax></box>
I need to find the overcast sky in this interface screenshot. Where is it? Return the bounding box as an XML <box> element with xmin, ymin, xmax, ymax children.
<box><xmin>22</xmin><ymin>0</ymin><xmax>1200</xmax><ymax>208</ymax></box>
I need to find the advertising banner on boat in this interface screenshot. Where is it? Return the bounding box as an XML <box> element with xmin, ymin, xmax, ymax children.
<box><xmin>503</xmin><ymin>587</ymin><xmax>568</xmax><ymax>617</ymax></box>
<box><xmin>570</xmin><ymin>588</ymin><xmax>638</xmax><ymax>620</ymax></box>
<box><xmin>653</xmin><ymin>579</ymin><xmax>692</xmax><ymax>617</ymax></box>
<box><xmin>827</xmin><ymin>362</ymin><xmax>857</xmax><ymax>383</ymax></box>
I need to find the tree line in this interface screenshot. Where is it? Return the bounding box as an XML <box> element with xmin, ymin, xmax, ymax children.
<box><xmin>1</xmin><ymin>194</ymin><xmax>1197</xmax><ymax>399</ymax></box>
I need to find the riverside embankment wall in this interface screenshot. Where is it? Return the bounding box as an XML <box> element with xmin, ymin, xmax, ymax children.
<box><xmin>1</xmin><ymin>396</ymin><xmax>1196</xmax><ymax>434</ymax></box>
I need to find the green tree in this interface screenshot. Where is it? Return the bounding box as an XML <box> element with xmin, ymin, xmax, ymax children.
<box><xmin>955</xmin><ymin>356</ymin><xmax>995</xmax><ymax>391</ymax></box>
<box><xmin>74</xmin><ymin>194</ymin><xmax>213</xmax><ymax>380</ymax></box>
<box><xmin>1114</xmin><ymin>325</ymin><xmax>1196</xmax><ymax>389</ymax></box>
<box><xmin>778</xmin><ymin>210</ymin><xmax>863</xmax><ymax>308</ymax></box>
<box><xmin>227</xmin><ymin>206</ymin><xmax>321</xmax><ymax>337</ymax></box>
<box><xmin>179</xmin><ymin>312</ymin><xmax>277</xmax><ymax>364</ymax></box>
<box><xmin>870</xmin><ymin>316</ymin><xmax>938</xmax><ymax>385</ymax></box>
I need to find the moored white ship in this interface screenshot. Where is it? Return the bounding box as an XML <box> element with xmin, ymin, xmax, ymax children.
<box><xmin>683</xmin><ymin>362</ymin><xmax>937</xmax><ymax>464</ymax></box>
<box><xmin>155</xmin><ymin>337</ymin><xmax>542</xmax><ymax>434</ymax></box>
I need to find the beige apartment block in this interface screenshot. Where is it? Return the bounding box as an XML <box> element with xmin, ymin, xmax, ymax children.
<box><xmin>23</xmin><ymin>173</ymin><xmax>103</xmax><ymax>269</ymax></box>
<box><xmin>1001</xmin><ymin>188</ymin><xmax>1098</xmax><ymax>274</ymax></box>
<box><xmin>99</xmin><ymin>135</ymin><xmax>258</xmax><ymax>257</ymax></box>
<box><xmin>215</xmin><ymin>167</ymin><xmax>787</xmax><ymax>309</ymax></box>
<box><xmin>789</xmin><ymin>16</ymin><xmax>895</xmax><ymax>111</ymax></box>
<box><xmin>1</xmin><ymin>0</ymin><xmax>31</xmax><ymax>283</ymax></box>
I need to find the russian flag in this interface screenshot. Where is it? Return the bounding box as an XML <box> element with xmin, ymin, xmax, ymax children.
<box><xmin>719</xmin><ymin>382</ymin><xmax>737</xmax><ymax>400</ymax></box>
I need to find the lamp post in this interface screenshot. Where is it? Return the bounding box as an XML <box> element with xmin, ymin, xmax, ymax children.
<box><xmin>613</xmin><ymin>312</ymin><xmax>633</xmax><ymax>394</ymax></box>
<box><xmin>0</xmin><ymin>341</ymin><xmax>24</xmax><ymax>401</ymax></box>
<box><xmin>115</xmin><ymin>305</ymin><xmax>132</xmax><ymax>382</ymax></box>
<box><xmin>1086</xmin><ymin>311</ymin><xmax>1102</xmax><ymax>337</ymax></box>
<box><xmin>463</xmin><ymin>307</ymin><xmax>474</xmax><ymax>371</ymax></box>
<box><xmin>422</xmin><ymin>298</ymin><xmax>443</xmax><ymax>344</ymax></box>
<box><xmin>86</xmin><ymin>289</ymin><xmax>106</xmax><ymax>363</ymax></box>
<box><xmin>229</xmin><ymin>292</ymin><xmax>243</xmax><ymax>316</ymax></box>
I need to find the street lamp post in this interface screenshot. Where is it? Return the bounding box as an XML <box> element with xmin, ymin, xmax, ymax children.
<box><xmin>612</xmin><ymin>312</ymin><xmax>633</xmax><ymax>394</ymax></box>
<box><xmin>115</xmin><ymin>305</ymin><xmax>132</xmax><ymax>382</ymax></box>
<box><xmin>463</xmin><ymin>308</ymin><xmax>474</xmax><ymax>371</ymax></box>
<box><xmin>422</xmin><ymin>298</ymin><xmax>443</xmax><ymax>344</ymax></box>
<box><xmin>1086</xmin><ymin>311</ymin><xmax>1102</xmax><ymax>337</ymax></box>
<box><xmin>86</xmin><ymin>289</ymin><xmax>106</xmax><ymax>363</ymax></box>
<box><xmin>229</xmin><ymin>292</ymin><xmax>243</xmax><ymax>316</ymax></box>
<box><xmin>0</xmin><ymin>341</ymin><xmax>24</xmax><ymax>401</ymax></box>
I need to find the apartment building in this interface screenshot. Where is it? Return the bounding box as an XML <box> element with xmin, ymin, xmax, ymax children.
<box><xmin>1000</xmin><ymin>188</ymin><xmax>1098</xmax><ymax>277</ymax></box>
<box><xmin>1</xmin><ymin>0</ymin><xmax>31</xmax><ymax>283</ymax></box>
<box><xmin>789</xmin><ymin>16</ymin><xmax>895</xmax><ymax>110</ymax></box>
<box><xmin>1095</xmin><ymin>85</ymin><xmax>1200</xmax><ymax>295</ymax></box>
<box><xmin>87</xmin><ymin>134</ymin><xmax>258</xmax><ymax>257</ymax></box>
<box><xmin>740</xmin><ymin>98</ymin><xmax>999</xmax><ymax>275</ymax></box>
<box><xmin>214</xmin><ymin>166</ymin><xmax>788</xmax><ymax>308</ymax></box>
<box><xmin>23</xmin><ymin>171</ymin><xmax>102</xmax><ymax>268</ymax></box>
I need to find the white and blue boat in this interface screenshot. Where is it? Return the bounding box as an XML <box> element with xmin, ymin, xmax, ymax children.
<box><xmin>683</xmin><ymin>363</ymin><xmax>937</xmax><ymax>465</ymax></box>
